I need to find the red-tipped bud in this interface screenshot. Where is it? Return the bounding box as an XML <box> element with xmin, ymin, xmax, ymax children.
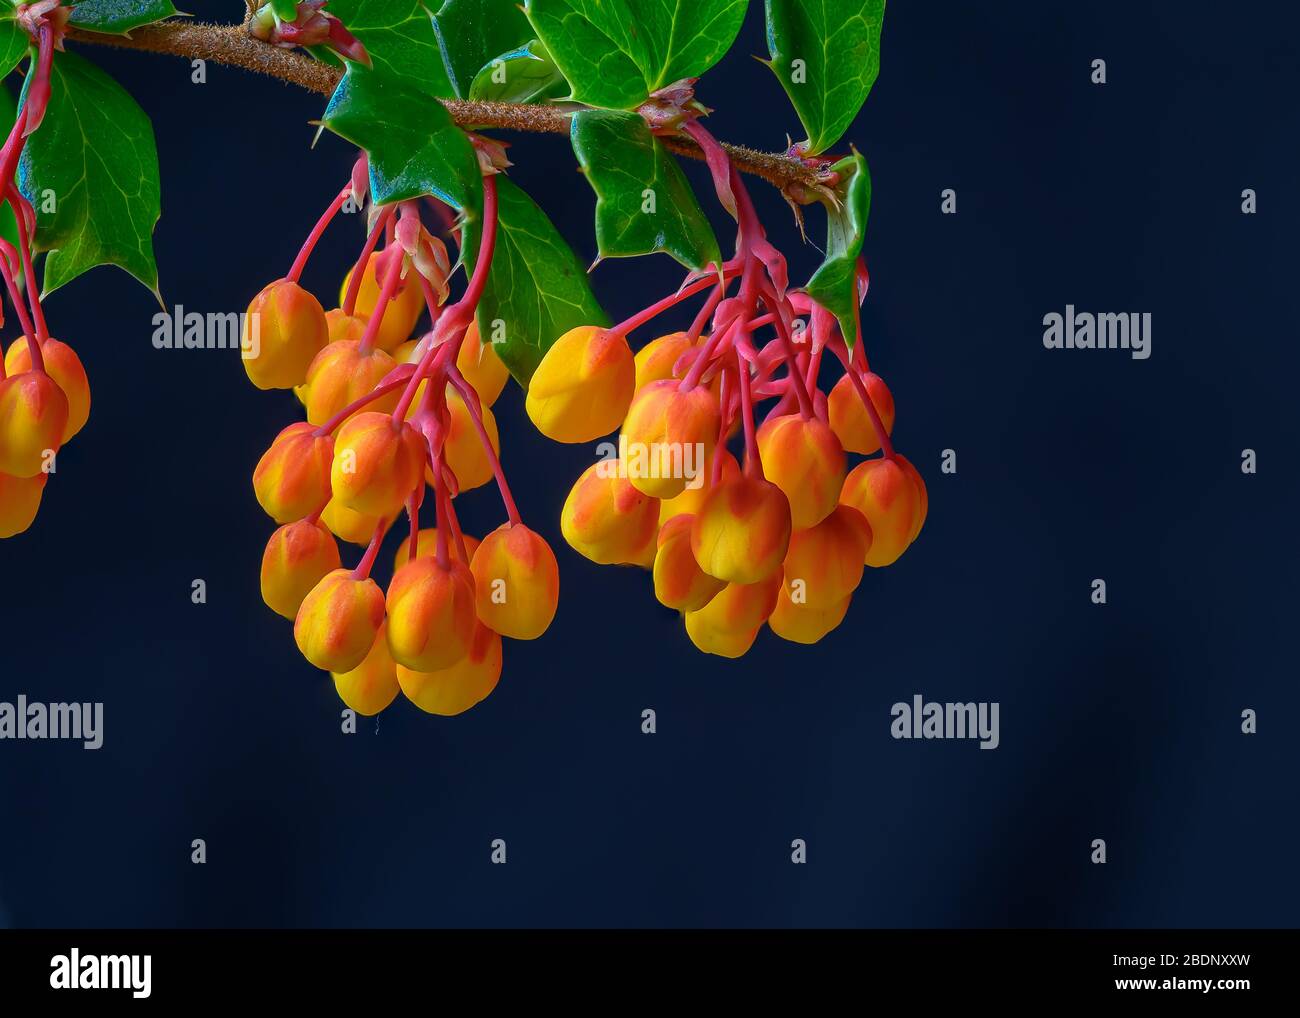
<box><xmin>330</xmin><ymin>412</ymin><xmax>425</xmax><ymax>519</ymax></box>
<box><xmin>294</xmin><ymin>568</ymin><xmax>386</xmax><ymax>673</ymax></box>
<box><xmin>470</xmin><ymin>523</ymin><xmax>560</xmax><ymax>640</ymax></box>
<box><xmin>756</xmin><ymin>413</ymin><xmax>846</xmax><ymax>529</ymax></box>
<box><xmin>690</xmin><ymin>475</ymin><xmax>791</xmax><ymax>584</ymax></box>
<box><xmin>653</xmin><ymin>514</ymin><xmax>726</xmax><ymax>611</ymax></box>
<box><xmin>385</xmin><ymin>557</ymin><xmax>478</xmax><ymax>672</ymax></box>
<box><xmin>253</xmin><ymin>422</ymin><xmax>334</xmax><ymax>523</ymax></box>
<box><xmin>397</xmin><ymin>622</ymin><xmax>502</xmax><ymax>716</ymax></box>
<box><xmin>261</xmin><ymin>518</ymin><xmax>342</xmax><ymax>620</ymax></box>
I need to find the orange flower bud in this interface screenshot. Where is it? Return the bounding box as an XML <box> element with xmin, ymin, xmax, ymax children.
<box><xmin>653</xmin><ymin>514</ymin><xmax>726</xmax><ymax>611</ymax></box>
<box><xmin>441</xmin><ymin>387</ymin><xmax>499</xmax><ymax>492</ymax></box>
<box><xmin>332</xmin><ymin>622</ymin><xmax>401</xmax><ymax>715</ymax></box>
<box><xmin>560</xmin><ymin>459</ymin><xmax>660</xmax><ymax>566</ymax></box>
<box><xmin>320</xmin><ymin>496</ymin><xmax>382</xmax><ymax>546</ymax></box>
<box><xmin>397</xmin><ymin>622</ymin><xmax>502</xmax><ymax>716</ymax></box>
<box><xmin>840</xmin><ymin>457</ymin><xmax>922</xmax><ymax>567</ymax></box>
<box><xmin>683</xmin><ymin>573</ymin><xmax>781</xmax><ymax>658</ymax></box>
<box><xmin>243</xmin><ymin>278</ymin><xmax>328</xmax><ymax>390</ymax></box>
<box><xmin>385</xmin><ymin>556</ymin><xmax>477</xmax><ymax>671</ymax></box>
<box><xmin>525</xmin><ymin>325</ymin><xmax>634</xmax><ymax>443</ymax></box>
<box><xmin>658</xmin><ymin>448</ymin><xmax>740</xmax><ymax>527</ymax></box>
<box><xmin>393</xmin><ymin>528</ymin><xmax>479</xmax><ymax>571</ymax></box>
<box><xmin>828</xmin><ymin>371</ymin><xmax>895</xmax><ymax>455</ymax></box>
<box><xmin>0</xmin><ymin>369</ymin><xmax>67</xmax><ymax>478</ymax></box>
<box><xmin>768</xmin><ymin>589</ymin><xmax>851</xmax><ymax>644</ymax></box>
<box><xmin>4</xmin><ymin>337</ymin><xmax>89</xmax><ymax>442</ymax></box>
<box><xmin>330</xmin><ymin>412</ymin><xmax>425</xmax><ymax>518</ymax></box>
<box><xmin>393</xmin><ymin>339</ymin><xmax>422</xmax><ymax>365</ymax></box>
<box><xmin>0</xmin><ymin>470</ymin><xmax>46</xmax><ymax>538</ymax></box>
<box><xmin>252</xmin><ymin>422</ymin><xmax>334</xmax><ymax>523</ymax></box>
<box><xmin>781</xmin><ymin>505</ymin><xmax>870</xmax><ymax>608</ymax></box>
<box><xmin>294</xmin><ymin>568</ymin><xmax>386</xmax><ymax>673</ymax></box>
<box><xmin>303</xmin><ymin>341</ymin><xmax>399</xmax><ymax>426</ymax></box>
<box><xmin>325</xmin><ymin>308</ymin><xmax>368</xmax><ymax>345</ymax></box>
<box><xmin>470</xmin><ymin>523</ymin><xmax>560</xmax><ymax>640</ymax></box>
<box><xmin>633</xmin><ymin>331</ymin><xmax>694</xmax><ymax>389</ymax></box>
<box><xmin>260</xmin><ymin>518</ymin><xmax>342</xmax><ymax>620</ymax></box>
<box><xmin>756</xmin><ymin>413</ymin><xmax>845</xmax><ymax>529</ymax></box>
<box><xmin>896</xmin><ymin>453</ymin><xmax>928</xmax><ymax>544</ymax></box>
<box><xmin>456</xmin><ymin>320</ymin><xmax>509</xmax><ymax>406</ymax></box>
<box><xmin>683</xmin><ymin>613</ymin><xmax>760</xmax><ymax>658</ymax></box>
<box><xmin>618</xmin><ymin>379</ymin><xmax>720</xmax><ymax>498</ymax></box>
<box><xmin>340</xmin><ymin>251</ymin><xmax>425</xmax><ymax>352</ymax></box>
<box><xmin>690</xmin><ymin>475</ymin><xmax>791</xmax><ymax>584</ymax></box>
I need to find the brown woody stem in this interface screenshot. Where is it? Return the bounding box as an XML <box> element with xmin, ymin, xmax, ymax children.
<box><xmin>64</xmin><ymin>21</ymin><xmax>829</xmax><ymax>192</ymax></box>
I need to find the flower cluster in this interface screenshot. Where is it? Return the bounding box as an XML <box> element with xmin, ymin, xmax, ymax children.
<box><xmin>526</xmin><ymin>134</ymin><xmax>926</xmax><ymax>657</ymax></box>
<box><xmin>246</xmin><ymin>164</ymin><xmax>559</xmax><ymax>716</ymax></box>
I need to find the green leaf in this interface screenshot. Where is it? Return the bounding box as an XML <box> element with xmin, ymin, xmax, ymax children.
<box><xmin>432</xmin><ymin>0</ymin><xmax>535</xmax><ymax>99</ymax></box>
<box><xmin>764</xmin><ymin>0</ymin><xmax>885</xmax><ymax>156</ymax></box>
<box><xmin>269</xmin><ymin>0</ymin><xmax>299</xmax><ymax>21</ymax></box>
<box><xmin>462</xmin><ymin>176</ymin><xmax>608</xmax><ymax>385</ymax></box>
<box><xmin>524</xmin><ymin>0</ymin><xmax>748</xmax><ymax>109</ymax></box>
<box><xmin>321</xmin><ymin>62</ymin><xmax>482</xmax><ymax>213</ymax></box>
<box><xmin>468</xmin><ymin>39</ymin><xmax>566</xmax><ymax>104</ymax></box>
<box><xmin>325</xmin><ymin>0</ymin><xmax>456</xmax><ymax>98</ymax></box>
<box><xmin>571</xmin><ymin>109</ymin><xmax>719</xmax><ymax>272</ymax></box>
<box><xmin>0</xmin><ymin>18</ymin><xmax>28</xmax><ymax>79</ymax></box>
<box><xmin>806</xmin><ymin>151</ymin><xmax>869</xmax><ymax>349</ymax></box>
<box><xmin>0</xmin><ymin>81</ymin><xmax>16</xmax><ymax>253</ymax></box>
<box><xmin>67</xmin><ymin>0</ymin><xmax>178</xmax><ymax>35</ymax></box>
<box><xmin>18</xmin><ymin>51</ymin><xmax>161</xmax><ymax>297</ymax></box>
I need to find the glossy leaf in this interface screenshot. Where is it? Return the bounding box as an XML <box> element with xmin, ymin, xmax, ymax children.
<box><xmin>806</xmin><ymin>151</ymin><xmax>869</xmax><ymax>349</ymax></box>
<box><xmin>764</xmin><ymin>0</ymin><xmax>885</xmax><ymax>156</ymax></box>
<box><xmin>0</xmin><ymin>16</ymin><xmax>27</xmax><ymax>79</ymax></box>
<box><xmin>321</xmin><ymin>62</ymin><xmax>482</xmax><ymax>213</ymax></box>
<box><xmin>269</xmin><ymin>0</ymin><xmax>299</xmax><ymax>20</ymax></box>
<box><xmin>468</xmin><ymin>40</ymin><xmax>567</xmax><ymax>104</ymax></box>
<box><xmin>433</xmin><ymin>0</ymin><xmax>536</xmax><ymax>99</ymax></box>
<box><xmin>326</xmin><ymin>0</ymin><xmax>455</xmax><ymax>98</ymax></box>
<box><xmin>0</xmin><ymin>81</ymin><xmax>15</xmax><ymax>252</ymax></box>
<box><xmin>19</xmin><ymin>51</ymin><xmax>161</xmax><ymax>297</ymax></box>
<box><xmin>461</xmin><ymin>176</ymin><xmax>608</xmax><ymax>385</ymax></box>
<box><xmin>524</xmin><ymin>0</ymin><xmax>748</xmax><ymax>109</ymax></box>
<box><xmin>67</xmin><ymin>0</ymin><xmax>178</xmax><ymax>35</ymax></box>
<box><xmin>571</xmin><ymin>109</ymin><xmax>719</xmax><ymax>272</ymax></box>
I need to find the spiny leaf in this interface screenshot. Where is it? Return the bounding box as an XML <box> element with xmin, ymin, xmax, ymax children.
<box><xmin>461</xmin><ymin>176</ymin><xmax>608</xmax><ymax>385</ymax></box>
<box><xmin>571</xmin><ymin>109</ymin><xmax>720</xmax><ymax>272</ymax></box>
<box><xmin>432</xmin><ymin>0</ymin><xmax>536</xmax><ymax>99</ymax></box>
<box><xmin>764</xmin><ymin>0</ymin><xmax>885</xmax><ymax>156</ymax></box>
<box><xmin>524</xmin><ymin>0</ymin><xmax>748</xmax><ymax>109</ymax></box>
<box><xmin>325</xmin><ymin>0</ymin><xmax>456</xmax><ymax>98</ymax></box>
<box><xmin>468</xmin><ymin>39</ymin><xmax>567</xmax><ymax>105</ymax></box>
<box><xmin>321</xmin><ymin>62</ymin><xmax>482</xmax><ymax>213</ymax></box>
<box><xmin>806</xmin><ymin>151</ymin><xmax>869</xmax><ymax>349</ymax></box>
<box><xmin>67</xmin><ymin>0</ymin><xmax>179</xmax><ymax>35</ymax></box>
<box><xmin>19</xmin><ymin>51</ymin><xmax>161</xmax><ymax>297</ymax></box>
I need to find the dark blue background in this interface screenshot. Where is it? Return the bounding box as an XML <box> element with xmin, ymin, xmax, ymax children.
<box><xmin>2</xmin><ymin>1</ymin><xmax>1296</xmax><ymax>927</ymax></box>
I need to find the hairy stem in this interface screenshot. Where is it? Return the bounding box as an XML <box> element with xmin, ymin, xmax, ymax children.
<box><xmin>64</xmin><ymin>22</ymin><xmax>831</xmax><ymax>193</ymax></box>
